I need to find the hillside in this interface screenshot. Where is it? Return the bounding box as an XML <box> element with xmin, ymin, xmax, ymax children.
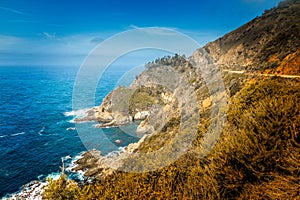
<box><xmin>43</xmin><ymin>1</ymin><xmax>300</xmax><ymax>199</ymax></box>
<box><xmin>204</xmin><ymin>0</ymin><xmax>300</xmax><ymax>75</ymax></box>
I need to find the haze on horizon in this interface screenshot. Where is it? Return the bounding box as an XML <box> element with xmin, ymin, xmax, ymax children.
<box><xmin>0</xmin><ymin>0</ymin><xmax>281</xmax><ymax>66</ymax></box>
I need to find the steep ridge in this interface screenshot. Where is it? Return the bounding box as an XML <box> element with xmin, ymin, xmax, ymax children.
<box><xmin>42</xmin><ymin>1</ymin><xmax>300</xmax><ymax>199</ymax></box>
<box><xmin>204</xmin><ymin>0</ymin><xmax>300</xmax><ymax>75</ymax></box>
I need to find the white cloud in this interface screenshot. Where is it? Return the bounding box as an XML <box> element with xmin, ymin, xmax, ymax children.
<box><xmin>43</xmin><ymin>32</ymin><xmax>56</xmax><ymax>38</ymax></box>
<box><xmin>128</xmin><ymin>25</ymin><xmax>220</xmax><ymax>45</ymax></box>
<box><xmin>0</xmin><ymin>27</ymin><xmax>221</xmax><ymax>66</ymax></box>
<box><xmin>0</xmin><ymin>33</ymin><xmax>99</xmax><ymax>66</ymax></box>
<box><xmin>0</xmin><ymin>34</ymin><xmax>24</xmax><ymax>45</ymax></box>
<box><xmin>0</xmin><ymin>6</ymin><xmax>24</xmax><ymax>15</ymax></box>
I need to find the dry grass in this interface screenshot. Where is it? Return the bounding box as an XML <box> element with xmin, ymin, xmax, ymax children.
<box><xmin>44</xmin><ymin>77</ymin><xmax>300</xmax><ymax>199</ymax></box>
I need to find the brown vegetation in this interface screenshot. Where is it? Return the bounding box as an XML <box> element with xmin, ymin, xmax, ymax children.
<box><xmin>44</xmin><ymin>77</ymin><xmax>300</xmax><ymax>199</ymax></box>
<box><xmin>43</xmin><ymin>1</ymin><xmax>300</xmax><ymax>198</ymax></box>
<box><xmin>204</xmin><ymin>0</ymin><xmax>300</xmax><ymax>74</ymax></box>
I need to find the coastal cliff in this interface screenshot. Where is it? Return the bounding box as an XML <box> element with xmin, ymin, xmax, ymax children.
<box><xmin>75</xmin><ymin>0</ymin><xmax>300</xmax><ymax>129</ymax></box>
<box><xmin>204</xmin><ymin>0</ymin><xmax>300</xmax><ymax>75</ymax></box>
<box><xmin>43</xmin><ymin>1</ymin><xmax>300</xmax><ymax>199</ymax></box>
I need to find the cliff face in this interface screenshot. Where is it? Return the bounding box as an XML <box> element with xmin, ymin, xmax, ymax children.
<box><xmin>72</xmin><ymin>0</ymin><xmax>299</xmax><ymax>181</ymax></box>
<box><xmin>46</xmin><ymin>1</ymin><xmax>300</xmax><ymax>199</ymax></box>
<box><xmin>77</xmin><ymin>0</ymin><xmax>300</xmax><ymax>129</ymax></box>
<box><xmin>204</xmin><ymin>0</ymin><xmax>300</xmax><ymax>74</ymax></box>
<box><xmin>87</xmin><ymin>56</ymin><xmax>211</xmax><ymax>133</ymax></box>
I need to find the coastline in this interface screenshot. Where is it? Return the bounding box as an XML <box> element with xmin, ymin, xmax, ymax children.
<box><xmin>3</xmin><ymin>153</ymin><xmax>86</xmax><ymax>199</ymax></box>
<box><xmin>3</xmin><ymin>133</ymin><xmax>142</xmax><ymax>199</ymax></box>
<box><xmin>3</xmin><ymin>181</ymin><xmax>46</xmax><ymax>200</ymax></box>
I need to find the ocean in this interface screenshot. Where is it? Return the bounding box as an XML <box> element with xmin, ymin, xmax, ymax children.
<box><xmin>0</xmin><ymin>65</ymin><xmax>141</xmax><ymax>197</ymax></box>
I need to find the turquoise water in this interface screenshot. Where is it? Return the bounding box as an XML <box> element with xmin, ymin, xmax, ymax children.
<box><xmin>0</xmin><ymin>65</ymin><xmax>140</xmax><ymax>197</ymax></box>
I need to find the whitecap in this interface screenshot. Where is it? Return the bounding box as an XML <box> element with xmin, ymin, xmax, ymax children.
<box><xmin>66</xmin><ymin>153</ymin><xmax>85</xmax><ymax>172</ymax></box>
<box><xmin>43</xmin><ymin>142</ymin><xmax>49</xmax><ymax>146</ymax></box>
<box><xmin>64</xmin><ymin>108</ymin><xmax>97</xmax><ymax>124</ymax></box>
<box><xmin>68</xmin><ymin>119</ymin><xmax>76</xmax><ymax>123</ymax></box>
<box><xmin>63</xmin><ymin>155</ymin><xmax>72</xmax><ymax>160</ymax></box>
<box><xmin>37</xmin><ymin>174</ymin><xmax>45</xmax><ymax>180</ymax></box>
<box><xmin>118</xmin><ymin>146</ymin><xmax>126</xmax><ymax>152</ymax></box>
<box><xmin>114</xmin><ymin>139</ymin><xmax>122</xmax><ymax>144</ymax></box>
<box><xmin>69</xmin><ymin>169</ymin><xmax>85</xmax><ymax>182</ymax></box>
<box><xmin>11</xmin><ymin>132</ymin><xmax>26</xmax><ymax>137</ymax></box>
<box><xmin>46</xmin><ymin>172</ymin><xmax>61</xmax><ymax>180</ymax></box>
<box><xmin>65</xmin><ymin>153</ymin><xmax>82</xmax><ymax>169</ymax></box>
<box><xmin>0</xmin><ymin>135</ymin><xmax>7</xmax><ymax>138</ymax></box>
<box><xmin>63</xmin><ymin>152</ymin><xmax>86</xmax><ymax>182</ymax></box>
<box><xmin>38</xmin><ymin>127</ymin><xmax>45</xmax><ymax>135</ymax></box>
<box><xmin>63</xmin><ymin>108</ymin><xmax>89</xmax><ymax>117</ymax></box>
<box><xmin>3</xmin><ymin>180</ymin><xmax>47</xmax><ymax>200</ymax></box>
<box><xmin>66</xmin><ymin>127</ymin><xmax>76</xmax><ymax>131</ymax></box>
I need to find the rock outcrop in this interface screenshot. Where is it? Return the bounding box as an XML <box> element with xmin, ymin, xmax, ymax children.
<box><xmin>72</xmin><ymin>0</ymin><xmax>300</xmax><ymax>180</ymax></box>
<box><xmin>204</xmin><ymin>0</ymin><xmax>300</xmax><ymax>74</ymax></box>
<box><xmin>73</xmin><ymin>134</ymin><xmax>151</xmax><ymax>178</ymax></box>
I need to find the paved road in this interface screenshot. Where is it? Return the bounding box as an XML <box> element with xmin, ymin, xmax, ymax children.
<box><xmin>223</xmin><ymin>70</ymin><xmax>300</xmax><ymax>78</ymax></box>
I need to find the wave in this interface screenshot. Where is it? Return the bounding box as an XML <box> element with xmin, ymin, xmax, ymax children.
<box><xmin>64</xmin><ymin>108</ymin><xmax>92</xmax><ymax>124</ymax></box>
<box><xmin>45</xmin><ymin>172</ymin><xmax>61</xmax><ymax>180</ymax></box>
<box><xmin>66</xmin><ymin>127</ymin><xmax>76</xmax><ymax>131</ymax></box>
<box><xmin>0</xmin><ymin>135</ymin><xmax>7</xmax><ymax>138</ymax></box>
<box><xmin>69</xmin><ymin>168</ymin><xmax>85</xmax><ymax>182</ymax></box>
<box><xmin>68</xmin><ymin>119</ymin><xmax>90</xmax><ymax>124</ymax></box>
<box><xmin>10</xmin><ymin>132</ymin><xmax>26</xmax><ymax>137</ymax></box>
<box><xmin>3</xmin><ymin>180</ymin><xmax>46</xmax><ymax>200</ymax></box>
<box><xmin>4</xmin><ymin>153</ymin><xmax>86</xmax><ymax>199</ymax></box>
<box><xmin>64</xmin><ymin>108</ymin><xmax>89</xmax><ymax>117</ymax></box>
<box><xmin>65</xmin><ymin>152</ymin><xmax>86</xmax><ymax>182</ymax></box>
<box><xmin>38</xmin><ymin>127</ymin><xmax>45</xmax><ymax>135</ymax></box>
<box><xmin>68</xmin><ymin>119</ymin><xmax>76</xmax><ymax>123</ymax></box>
<box><xmin>65</xmin><ymin>153</ymin><xmax>83</xmax><ymax>171</ymax></box>
<box><xmin>4</xmin><ymin>147</ymin><xmax>128</xmax><ymax>199</ymax></box>
<box><xmin>63</xmin><ymin>155</ymin><xmax>72</xmax><ymax>160</ymax></box>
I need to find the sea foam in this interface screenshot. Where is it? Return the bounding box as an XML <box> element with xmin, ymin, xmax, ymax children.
<box><xmin>64</xmin><ymin>108</ymin><xmax>91</xmax><ymax>124</ymax></box>
<box><xmin>10</xmin><ymin>132</ymin><xmax>26</xmax><ymax>137</ymax></box>
<box><xmin>63</xmin><ymin>109</ymin><xmax>89</xmax><ymax>117</ymax></box>
<box><xmin>66</xmin><ymin>127</ymin><xmax>76</xmax><ymax>131</ymax></box>
<box><xmin>38</xmin><ymin>127</ymin><xmax>45</xmax><ymax>135</ymax></box>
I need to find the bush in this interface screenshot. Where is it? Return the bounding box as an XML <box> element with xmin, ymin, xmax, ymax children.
<box><xmin>43</xmin><ymin>174</ymin><xmax>80</xmax><ymax>200</ymax></box>
<box><xmin>44</xmin><ymin>77</ymin><xmax>300</xmax><ymax>199</ymax></box>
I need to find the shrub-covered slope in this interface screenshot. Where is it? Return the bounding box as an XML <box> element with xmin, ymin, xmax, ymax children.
<box><xmin>204</xmin><ymin>0</ymin><xmax>300</xmax><ymax>74</ymax></box>
<box><xmin>43</xmin><ymin>0</ymin><xmax>300</xmax><ymax>199</ymax></box>
<box><xmin>44</xmin><ymin>77</ymin><xmax>300</xmax><ymax>199</ymax></box>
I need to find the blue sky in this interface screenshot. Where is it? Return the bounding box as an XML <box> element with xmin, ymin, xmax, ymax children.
<box><xmin>0</xmin><ymin>0</ymin><xmax>281</xmax><ymax>66</ymax></box>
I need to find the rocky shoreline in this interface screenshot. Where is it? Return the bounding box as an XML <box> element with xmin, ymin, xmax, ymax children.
<box><xmin>72</xmin><ymin>134</ymin><xmax>149</xmax><ymax>179</ymax></box>
<box><xmin>3</xmin><ymin>181</ymin><xmax>46</xmax><ymax>200</ymax></box>
<box><xmin>69</xmin><ymin>54</ymin><xmax>206</xmax><ymax>179</ymax></box>
<box><xmin>73</xmin><ymin>106</ymin><xmax>150</xmax><ymax>129</ymax></box>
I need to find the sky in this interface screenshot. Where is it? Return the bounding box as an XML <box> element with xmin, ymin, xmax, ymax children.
<box><xmin>0</xmin><ymin>0</ymin><xmax>282</xmax><ymax>66</ymax></box>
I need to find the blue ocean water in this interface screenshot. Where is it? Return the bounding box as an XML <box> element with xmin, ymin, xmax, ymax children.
<box><xmin>0</xmin><ymin>65</ymin><xmax>141</xmax><ymax>197</ymax></box>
